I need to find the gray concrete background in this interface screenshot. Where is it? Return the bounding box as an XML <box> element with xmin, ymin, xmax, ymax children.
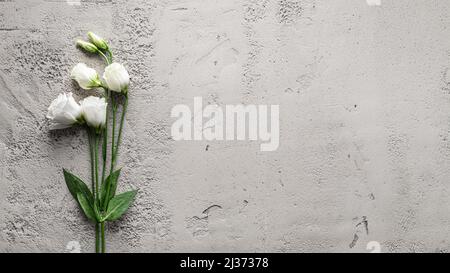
<box><xmin>1</xmin><ymin>0</ymin><xmax>450</xmax><ymax>253</ymax></box>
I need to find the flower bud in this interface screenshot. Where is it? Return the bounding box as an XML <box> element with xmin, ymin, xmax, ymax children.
<box><xmin>71</xmin><ymin>63</ymin><xmax>102</xmax><ymax>90</ymax></box>
<box><xmin>103</xmin><ymin>63</ymin><xmax>130</xmax><ymax>93</ymax></box>
<box><xmin>80</xmin><ymin>96</ymin><xmax>107</xmax><ymax>130</ymax></box>
<box><xmin>76</xmin><ymin>40</ymin><xmax>99</xmax><ymax>54</ymax></box>
<box><xmin>87</xmin><ymin>32</ymin><xmax>109</xmax><ymax>50</ymax></box>
<box><xmin>46</xmin><ymin>93</ymin><xmax>82</xmax><ymax>130</ymax></box>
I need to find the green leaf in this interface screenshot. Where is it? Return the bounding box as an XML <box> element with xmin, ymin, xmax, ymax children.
<box><xmin>93</xmin><ymin>199</ymin><xmax>102</xmax><ymax>221</ymax></box>
<box><xmin>77</xmin><ymin>193</ymin><xmax>97</xmax><ymax>222</ymax></box>
<box><xmin>100</xmin><ymin>169</ymin><xmax>121</xmax><ymax>210</ymax></box>
<box><xmin>63</xmin><ymin>169</ymin><xmax>98</xmax><ymax>222</ymax></box>
<box><xmin>103</xmin><ymin>190</ymin><xmax>137</xmax><ymax>222</ymax></box>
<box><xmin>63</xmin><ymin>169</ymin><xmax>94</xmax><ymax>205</ymax></box>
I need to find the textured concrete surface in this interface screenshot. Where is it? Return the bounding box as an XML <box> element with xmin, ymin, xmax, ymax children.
<box><xmin>1</xmin><ymin>0</ymin><xmax>450</xmax><ymax>253</ymax></box>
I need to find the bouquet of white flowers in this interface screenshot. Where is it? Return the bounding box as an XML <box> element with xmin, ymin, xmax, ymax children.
<box><xmin>47</xmin><ymin>32</ymin><xmax>137</xmax><ymax>253</ymax></box>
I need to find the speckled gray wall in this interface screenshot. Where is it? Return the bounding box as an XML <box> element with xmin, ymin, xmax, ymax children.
<box><xmin>1</xmin><ymin>0</ymin><xmax>450</xmax><ymax>253</ymax></box>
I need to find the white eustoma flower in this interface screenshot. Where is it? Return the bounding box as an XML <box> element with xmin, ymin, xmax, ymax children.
<box><xmin>76</xmin><ymin>40</ymin><xmax>99</xmax><ymax>54</ymax></box>
<box><xmin>80</xmin><ymin>96</ymin><xmax>107</xmax><ymax>130</ymax></box>
<box><xmin>87</xmin><ymin>32</ymin><xmax>108</xmax><ymax>50</ymax></box>
<box><xmin>71</xmin><ymin>63</ymin><xmax>102</xmax><ymax>90</ymax></box>
<box><xmin>103</xmin><ymin>63</ymin><xmax>130</xmax><ymax>93</ymax></box>
<box><xmin>46</xmin><ymin>93</ymin><xmax>82</xmax><ymax>130</ymax></box>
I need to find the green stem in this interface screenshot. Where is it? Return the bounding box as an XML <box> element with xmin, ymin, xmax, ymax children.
<box><xmin>99</xmin><ymin>48</ymin><xmax>113</xmax><ymax>254</ymax></box>
<box><xmin>94</xmin><ymin>133</ymin><xmax>101</xmax><ymax>254</ymax></box>
<box><xmin>95</xmin><ymin>224</ymin><xmax>100</xmax><ymax>253</ymax></box>
<box><xmin>107</xmin><ymin>48</ymin><xmax>114</xmax><ymax>63</ymax></box>
<box><xmin>110</xmin><ymin>96</ymin><xmax>117</xmax><ymax>175</ymax></box>
<box><xmin>100</xmin><ymin>90</ymin><xmax>110</xmax><ymax>255</ymax></box>
<box><xmin>113</xmin><ymin>95</ymin><xmax>128</xmax><ymax>166</ymax></box>
<box><xmin>87</xmin><ymin>128</ymin><xmax>100</xmax><ymax>253</ymax></box>
<box><xmin>94</xmin><ymin>134</ymin><xmax>99</xmax><ymax>198</ymax></box>
<box><xmin>101</xmin><ymin>89</ymin><xmax>110</xmax><ymax>186</ymax></box>
<box><xmin>101</xmin><ymin>222</ymin><xmax>106</xmax><ymax>253</ymax></box>
<box><xmin>98</xmin><ymin>50</ymin><xmax>110</xmax><ymax>65</ymax></box>
<box><xmin>87</xmin><ymin>129</ymin><xmax>95</xmax><ymax>195</ymax></box>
